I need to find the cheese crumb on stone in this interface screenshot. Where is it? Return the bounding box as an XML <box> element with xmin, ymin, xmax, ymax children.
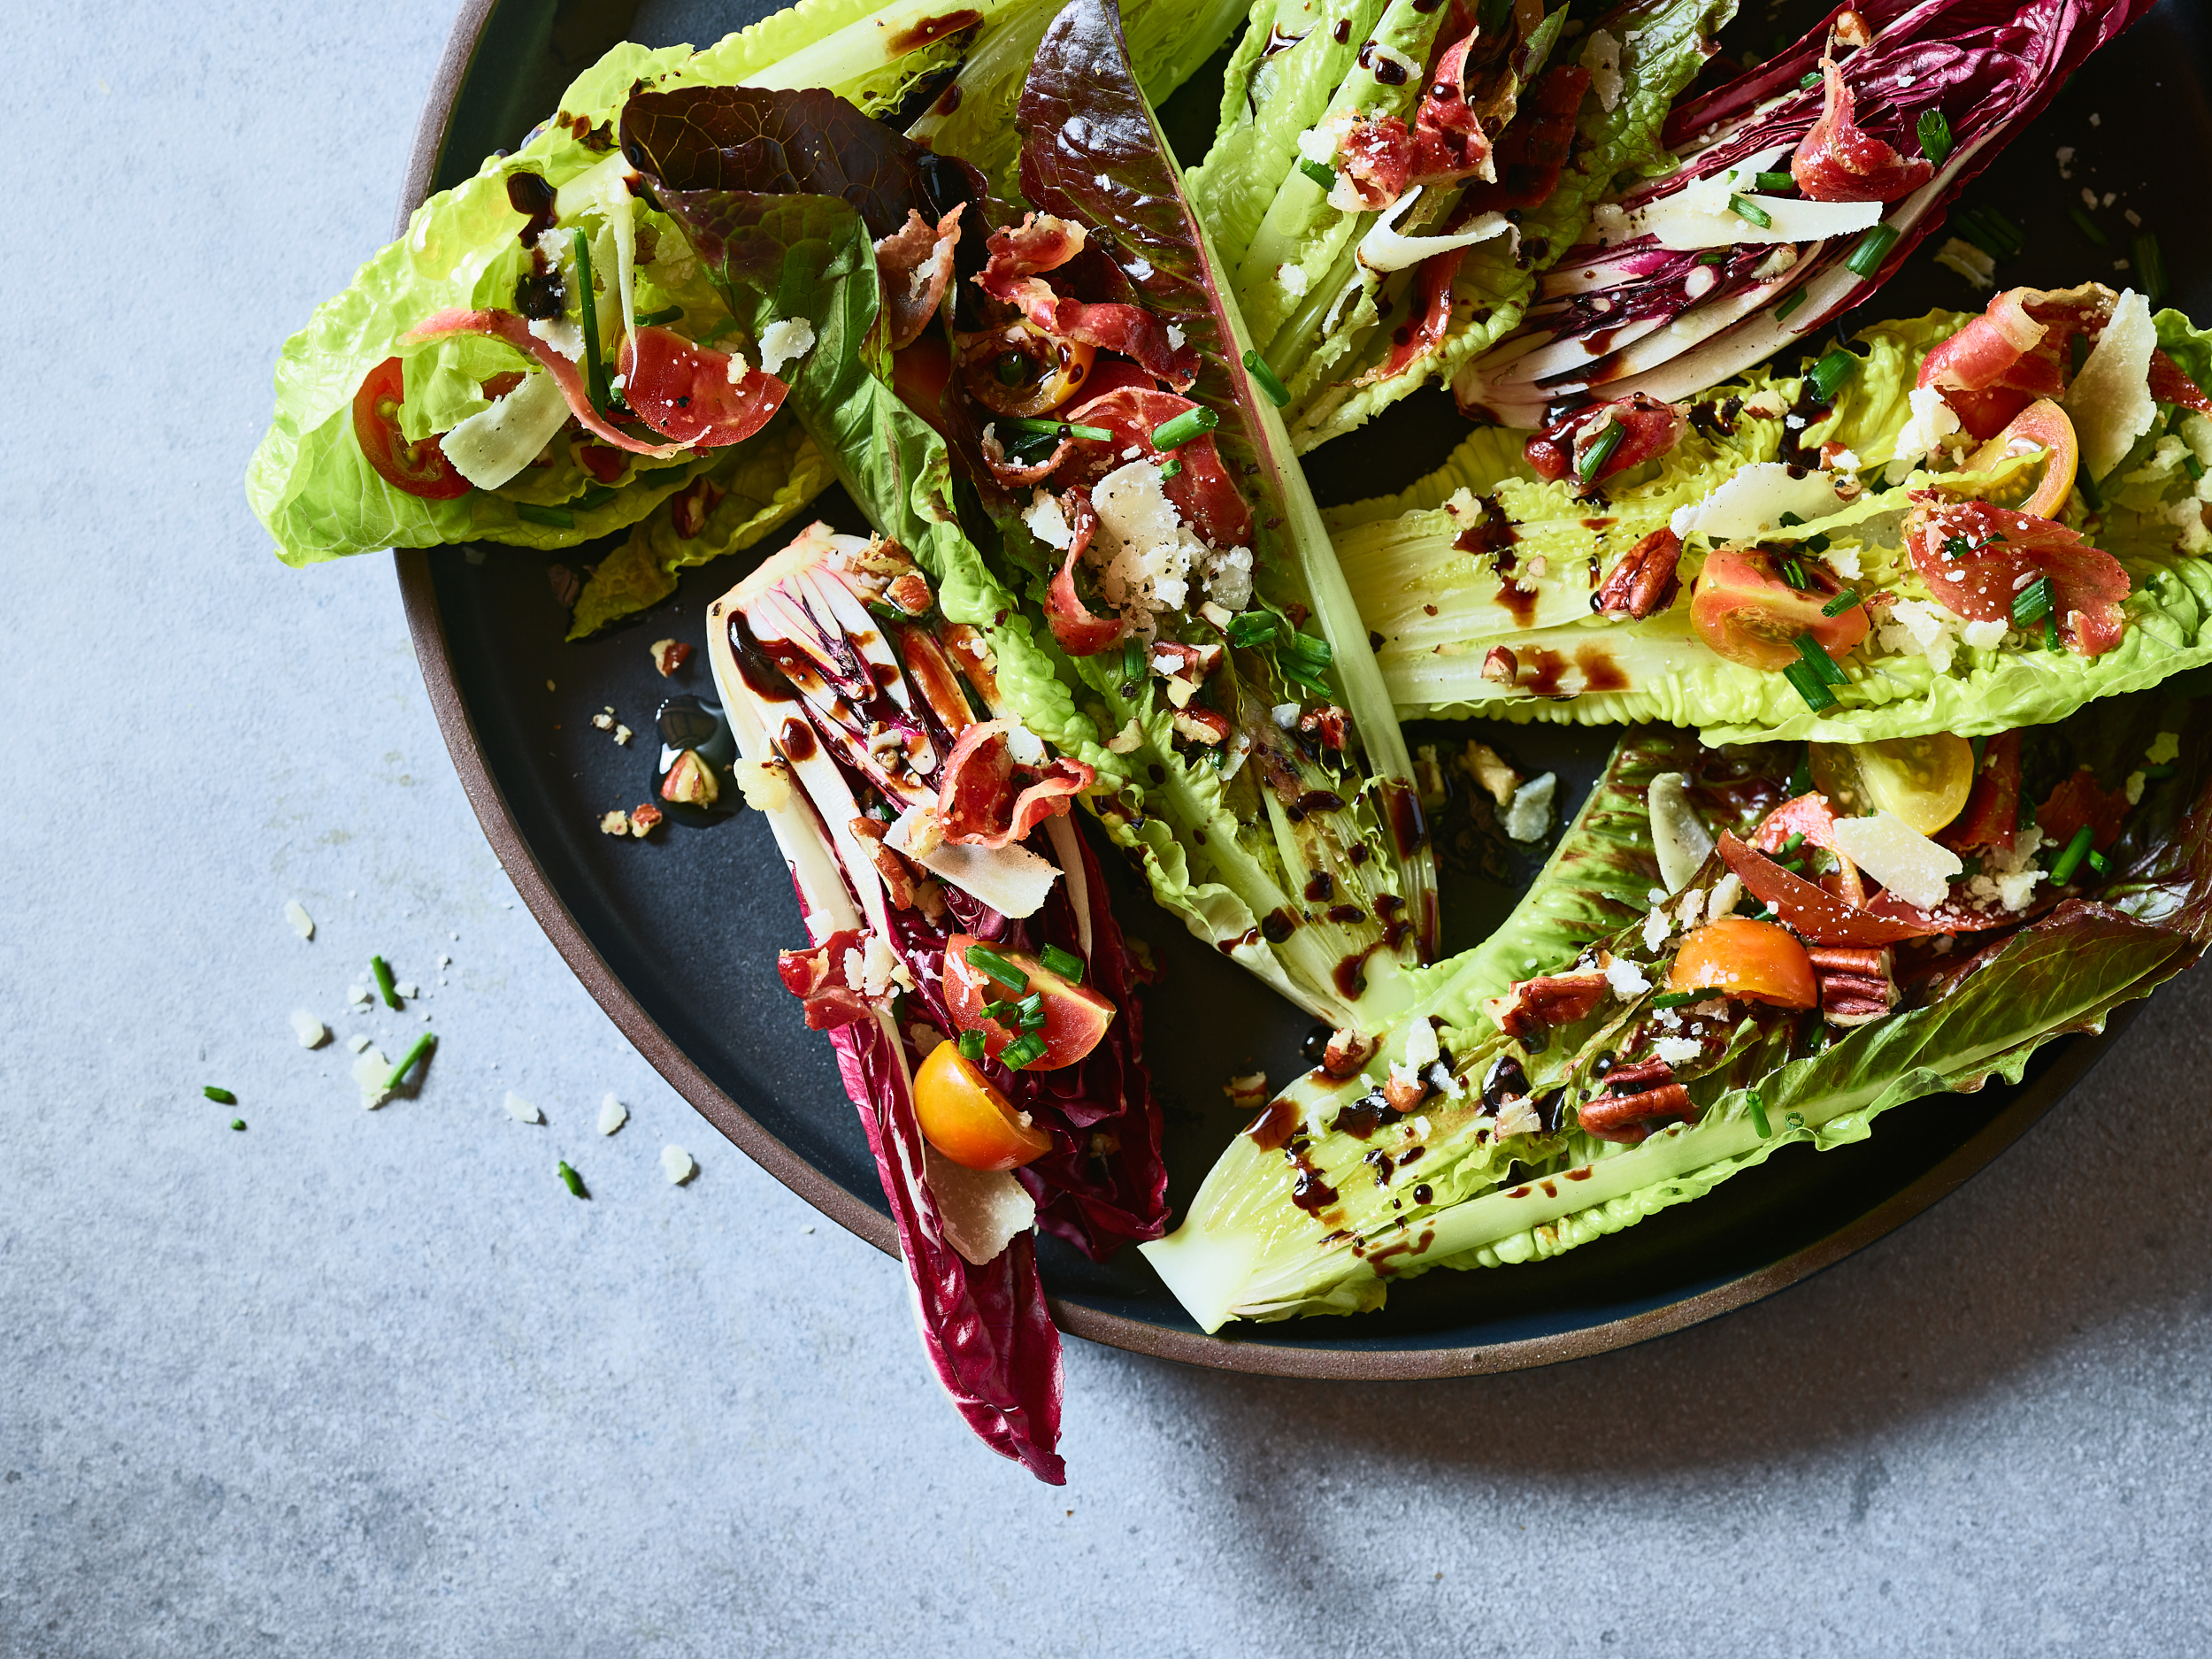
<box><xmin>347</xmin><ymin>984</ymin><xmax>371</xmax><ymax>1006</ymax></box>
<box><xmin>757</xmin><ymin>317</ymin><xmax>816</xmax><ymax>378</ymax></box>
<box><xmin>503</xmin><ymin>1091</ymin><xmax>543</xmax><ymax>1124</ymax></box>
<box><xmin>285</xmin><ymin>901</ymin><xmax>315</xmax><ymax>941</ymax></box>
<box><xmin>597</xmin><ymin>1094</ymin><xmax>628</xmax><ymax>1135</ymax></box>
<box><xmin>347</xmin><ymin>1033</ymin><xmax>371</xmax><ymax>1054</ymax></box>
<box><xmin>355</xmin><ymin>1048</ymin><xmax>394</xmax><ymax>1110</ymax></box>
<box><xmin>1603</xmin><ymin>954</ymin><xmax>1652</xmax><ymax>997</ymax></box>
<box><xmin>290</xmin><ymin>1010</ymin><xmax>329</xmax><ymax>1049</ymax></box>
<box><xmin>661</xmin><ymin>1145</ymin><xmax>697</xmax><ymax>1185</ymax></box>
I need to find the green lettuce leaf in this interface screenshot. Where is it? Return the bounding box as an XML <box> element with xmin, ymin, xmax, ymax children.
<box><xmin>1146</xmin><ymin>687</ymin><xmax>2212</xmax><ymax>1331</ymax></box>
<box><xmin>1346</xmin><ymin>307</ymin><xmax>2212</xmax><ymax>745</ymax></box>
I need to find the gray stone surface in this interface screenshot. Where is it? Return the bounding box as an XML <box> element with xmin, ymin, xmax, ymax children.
<box><xmin>5</xmin><ymin>3</ymin><xmax>2210</xmax><ymax>1654</ymax></box>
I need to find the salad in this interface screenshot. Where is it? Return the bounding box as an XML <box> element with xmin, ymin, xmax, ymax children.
<box><xmin>250</xmin><ymin>0</ymin><xmax>2207</xmax><ymax>1483</ymax></box>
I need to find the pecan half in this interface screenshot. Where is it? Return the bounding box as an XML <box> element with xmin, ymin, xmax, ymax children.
<box><xmin>1171</xmin><ymin>705</ymin><xmax>1233</xmax><ymax>747</ymax></box>
<box><xmin>1482</xmin><ymin>645</ymin><xmax>1520</xmax><ymax>686</ymax></box>
<box><xmin>1579</xmin><ymin>1057</ymin><xmax>1698</xmax><ymax>1144</ymax></box>
<box><xmin>1319</xmin><ymin>1026</ymin><xmax>1378</xmax><ymax>1080</ymax></box>
<box><xmin>1811</xmin><ymin>944</ymin><xmax>1896</xmax><ymax>1025</ymax></box>
<box><xmin>1485</xmin><ymin>969</ymin><xmax>1609</xmax><ymax>1043</ymax></box>
<box><xmin>1594</xmin><ymin>526</ymin><xmax>1684</xmax><ymax>620</ymax></box>
<box><xmin>1380</xmin><ymin>1071</ymin><xmax>1428</xmax><ymax>1114</ymax></box>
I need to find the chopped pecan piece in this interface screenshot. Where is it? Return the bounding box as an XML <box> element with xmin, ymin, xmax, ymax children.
<box><xmin>1484</xmin><ymin>969</ymin><xmax>1609</xmax><ymax>1042</ymax></box>
<box><xmin>1579</xmin><ymin>1057</ymin><xmax>1699</xmax><ymax>1144</ymax></box>
<box><xmin>1319</xmin><ymin>1026</ymin><xmax>1377</xmax><ymax>1080</ymax></box>
<box><xmin>649</xmin><ymin>638</ymin><xmax>693</xmax><ymax>677</ymax></box>
<box><xmin>849</xmin><ymin>817</ymin><xmax>925</xmax><ymax>911</ymax></box>
<box><xmin>831</xmin><ymin>535</ymin><xmax>932</xmax><ymax>614</ymax></box>
<box><xmin>1482</xmin><ymin>645</ymin><xmax>1519</xmax><ymax>686</ymax></box>
<box><xmin>1298</xmin><ymin>704</ymin><xmax>1351</xmax><ymax>749</ymax></box>
<box><xmin>1594</xmin><ymin>526</ymin><xmax>1684</xmax><ymax>619</ymax></box>
<box><xmin>628</xmin><ymin>802</ymin><xmax>665</xmax><ymax>837</ymax></box>
<box><xmin>1224</xmin><ymin>1072</ymin><xmax>1271</xmax><ymax>1113</ymax></box>
<box><xmin>661</xmin><ymin>749</ymin><xmax>721</xmax><ymax>806</ymax></box>
<box><xmin>1380</xmin><ymin>1071</ymin><xmax>1428</xmax><ymax>1114</ymax></box>
<box><xmin>1171</xmin><ymin>705</ymin><xmax>1233</xmax><ymax>747</ymax></box>
<box><xmin>1811</xmin><ymin>944</ymin><xmax>1897</xmax><ymax>1025</ymax></box>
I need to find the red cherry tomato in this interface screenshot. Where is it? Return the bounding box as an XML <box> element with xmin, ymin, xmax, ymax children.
<box><xmin>1667</xmin><ymin>918</ymin><xmax>1819</xmax><ymax>1009</ymax></box>
<box><xmin>941</xmin><ymin>933</ymin><xmax>1116</xmax><ymax>1071</ymax></box>
<box><xmin>351</xmin><ymin>357</ymin><xmax>472</xmax><ymax>499</ymax></box>
<box><xmin>1690</xmin><ymin>547</ymin><xmax>1870</xmax><ymax>671</ymax></box>
<box><xmin>912</xmin><ymin>1041</ymin><xmax>1055</xmax><ymax>1171</ymax></box>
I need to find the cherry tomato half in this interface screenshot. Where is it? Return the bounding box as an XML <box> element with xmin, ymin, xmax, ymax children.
<box><xmin>351</xmin><ymin>357</ymin><xmax>472</xmax><ymax>499</ymax></box>
<box><xmin>1667</xmin><ymin>917</ymin><xmax>1819</xmax><ymax>1009</ymax></box>
<box><xmin>912</xmin><ymin>1041</ymin><xmax>1055</xmax><ymax>1171</ymax></box>
<box><xmin>1690</xmin><ymin>547</ymin><xmax>1870</xmax><ymax>671</ymax></box>
<box><xmin>942</xmin><ymin>933</ymin><xmax>1116</xmax><ymax>1071</ymax></box>
<box><xmin>956</xmin><ymin>320</ymin><xmax>1098</xmax><ymax>419</ymax></box>
<box><xmin>1965</xmin><ymin>398</ymin><xmax>2078</xmax><ymax>520</ymax></box>
<box><xmin>1809</xmin><ymin>734</ymin><xmax>1976</xmax><ymax>835</ymax></box>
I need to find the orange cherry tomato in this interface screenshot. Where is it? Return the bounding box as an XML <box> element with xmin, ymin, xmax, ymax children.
<box><xmin>1690</xmin><ymin>547</ymin><xmax>1870</xmax><ymax>671</ymax></box>
<box><xmin>942</xmin><ymin>933</ymin><xmax>1116</xmax><ymax>1071</ymax></box>
<box><xmin>956</xmin><ymin>320</ymin><xmax>1098</xmax><ymax>419</ymax></box>
<box><xmin>351</xmin><ymin>357</ymin><xmax>472</xmax><ymax>499</ymax></box>
<box><xmin>1667</xmin><ymin>917</ymin><xmax>1819</xmax><ymax>1009</ymax></box>
<box><xmin>912</xmin><ymin>1041</ymin><xmax>1055</xmax><ymax>1171</ymax></box>
<box><xmin>1965</xmin><ymin>397</ymin><xmax>2078</xmax><ymax>519</ymax></box>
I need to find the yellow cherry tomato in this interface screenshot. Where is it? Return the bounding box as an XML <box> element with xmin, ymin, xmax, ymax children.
<box><xmin>1809</xmin><ymin>733</ymin><xmax>1977</xmax><ymax>834</ymax></box>
<box><xmin>955</xmin><ymin>320</ymin><xmax>1099</xmax><ymax>419</ymax></box>
<box><xmin>912</xmin><ymin>1041</ymin><xmax>1056</xmax><ymax>1171</ymax></box>
<box><xmin>1966</xmin><ymin>398</ymin><xmax>2078</xmax><ymax>519</ymax></box>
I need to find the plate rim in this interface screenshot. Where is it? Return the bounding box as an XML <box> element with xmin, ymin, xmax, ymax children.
<box><xmin>390</xmin><ymin>0</ymin><xmax>2128</xmax><ymax>1380</ymax></box>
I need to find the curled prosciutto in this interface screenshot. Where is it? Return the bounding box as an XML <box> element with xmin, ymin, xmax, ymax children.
<box><xmin>975</xmin><ymin>214</ymin><xmax>1198</xmax><ymax>389</ymax></box>
<box><xmin>1904</xmin><ymin>496</ymin><xmax>2129</xmax><ymax>656</ymax></box>
<box><xmin>936</xmin><ymin>719</ymin><xmax>1095</xmax><ymax>848</ymax></box>
<box><xmin>1525</xmin><ymin>393</ymin><xmax>1686</xmax><ymax>487</ymax></box>
<box><xmin>873</xmin><ymin>205</ymin><xmax>964</xmax><ymax>351</ymax></box>
<box><xmin>1789</xmin><ymin>57</ymin><xmax>1933</xmax><ymax>204</ymax></box>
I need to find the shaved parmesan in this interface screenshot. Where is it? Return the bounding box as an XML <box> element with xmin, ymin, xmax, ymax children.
<box><xmin>886</xmin><ymin>807</ymin><xmax>1061</xmax><ymax>918</ymax></box>
<box><xmin>284</xmin><ymin>901</ymin><xmax>315</xmax><ymax>941</ymax></box>
<box><xmin>2065</xmin><ymin>288</ymin><xmax>2158</xmax><ymax>480</ymax></box>
<box><xmin>503</xmin><ymin>1090</ymin><xmax>543</xmax><ymax>1124</ymax></box>
<box><xmin>1649</xmin><ymin>772</ymin><xmax>1715</xmax><ymax>891</ymax></box>
<box><xmin>355</xmin><ymin>1048</ymin><xmax>393</xmax><ymax>1110</ymax></box>
<box><xmin>442</xmin><ymin>370</ymin><xmax>572</xmax><ymax>490</ymax></box>
<box><xmin>1356</xmin><ymin>188</ymin><xmax>1514</xmax><ymax>275</ymax></box>
<box><xmin>598</xmin><ymin>1094</ymin><xmax>628</xmax><ymax>1135</ymax></box>
<box><xmin>924</xmin><ymin>1145</ymin><xmax>1036</xmax><ymax>1265</ymax></box>
<box><xmin>1670</xmin><ymin>462</ymin><xmax>1846</xmax><ymax>541</ymax></box>
<box><xmin>758</xmin><ymin>317</ymin><xmax>816</xmax><ymax>377</ymax></box>
<box><xmin>1627</xmin><ymin>188</ymin><xmax>1882</xmax><ymax>252</ymax></box>
<box><xmin>1580</xmin><ymin>29</ymin><xmax>1622</xmax><ymax>111</ymax></box>
<box><xmin>1502</xmin><ymin>771</ymin><xmax>1555</xmax><ymax>841</ymax></box>
<box><xmin>1831</xmin><ymin>812</ymin><xmax>1962</xmax><ymax>911</ymax></box>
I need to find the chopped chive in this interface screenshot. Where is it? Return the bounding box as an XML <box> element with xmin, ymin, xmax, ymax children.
<box><xmin>1942</xmin><ymin>533</ymin><xmax>1972</xmax><ymax>560</ymax></box>
<box><xmin>230</xmin><ymin>1118</ymin><xmax>246</xmax><ymax>1132</ymax></box>
<box><xmin>1243</xmin><ymin>349</ymin><xmax>1291</xmax><ymax>407</ymax></box>
<box><xmin>2170</xmin><ymin>405</ymin><xmax>2192</xmax><ymax>434</ymax></box>
<box><xmin>1803</xmin><ymin>532</ymin><xmax>1832</xmax><ymax>552</ymax></box>
<box><xmin>1775</xmin><ymin>288</ymin><xmax>1809</xmax><ymax>324</ymax></box>
<box><xmin>1577</xmin><ymin>420</ymin><xmax>1625</xmax><ymax>484</ymax></box>
<box><xmin>1698</xmin><ymin>250</ymin><xmax>1731</xmax><ymax>266</ymax></box>
<box><xmin>998</xmin><ymin>1033</ymin><xmax>1048</xmax><ymax>1069</ymax></box>
<box><xmin>1970</xmin><ymin>733</ymin><xmax>1988</xmax><ymax>765</ymax></box>
<box><xmin>1650</xmin><ymin>990</ymin><xmax>1702</xmax><ymax>1009</ymax></box>
<box><xmin>1780</xmin><ymin>831</ymin><xmax>1806</xmax><ymax>857</ymax></box>
<box><xmin>557</xmin><ymin>1160</ymin><xmax>588</xmax><ymax>1198</ymax></box>
<box><xmin>1121</xmin><ymin>638</ymin><xmax>1145</xmax><ymax>682</ymax></box>
<box><xmin>1789</xmin><ymin>749</ymin><xmax>1814</xmax><ymax>796</ymax></box>
<box><xmin>1728</xmin><ymin>194</ymin><xmax>1774</xmax><ymax>229</ymax></box>
<box><xmin>1794</xmin><ymin>632</ymin><xmax>1848</xmax><ymax>687</ymax></box>
<box><xmin>634</xmin><ymin>304</ymin><xmax>684</xmax><ymax>326</ymax></box>
<box><xmin>2068</xmin><ymin>205</ymin><xmax>2109</xmax><ymax>248</ymax></box>
<box><xmin>1016</xmin><ymin>993</ymin><xmax>1048</xmax><ymax>1030</ymax></box>
<box><xmin>1917</xmin><ymin>108</ymin><xmax>1953</xmax><ymax>166</ymax></box>
<box><xmin>1149</xmin><ymin>406</ymin><xmax>1218</xmax><ymax>450</ymax></box>
<box><xmin>204</xmin><ymin>1086</ymin><xmax>237</xmax><ymax>1105</ymax></box>
<box><xmin>1747</xmin><ymin>1089</ymin><xmax>1771</xmax><ymax>1139</ymax></box>
<box><xmin>1038</xmin><ymin>943</ymin><xmax>1086</xmax><ymax>983</ymax></box>
<box><xmin>2142</xmin><ymin>763</ymin><xmax>2177</xmax><ymax>780</ymax></box>
<box><xmin>1799</xmin><ymin>71</ymin><xmax>1822</xmax><ymax>89</ymax></box>
<box><xmin>1160</xmin><ymin>458</ymin><xmax>1183</xmax><ymax>480</ymax></box>
<box><xmin>1228</xmin><ymin>610</ymin><xmax>1279</xmax><ymax>647</ymax></box>
<box><xmin>2050</xmin><ymin>825</ymin><xmax>2095</xmax><ymax>885</ymax></box>
<box><xmin>2135</xmin><ymin>233</ymin><xmax>2168</xmax><ymax>305</ymax></box>
<box><xmin>1298</xmin><ymin>158</ymin><xmax>1337</xmax><ymax>193</ymax></box>
<box><xmin>1002</xmin><ymin>416</ymin><xmax>1113</xmax><ymax>442</ymax></box>
<box><xmin>964</xmin><ymin>945</ymin><xmax>1028</xmax><ymax>993</ymax></box>
<box><xmin>575</xmin><ymin>483</ymin><xmax>620</xmax><ymax>511</ymax></box>
<box><xmin>514</xmin><ymin>503</ymin><xmax>575</xmax><ymax>528</ymax></box>
<box><xmin>1278</xmin><ymin>629</ymin><xmax>1335</xmax><ymax>690</ymax></box>
<box><xmin>2046</xmin><ymin>612</ymin><xmax>2062</xmax><ymax>651</ymax></box>
<box><xmin>980</xmin><ymin>996</ymin><xmax>1021</xmax><ymax>1022</ymax></box>
<box><xmin>572</xmin><ymin>229</ymin><xmax>611</xmax><ymax>417</ymax></box>
<box><xmin>1786</xmin><ymin>1110</ymin><xmax>1805</xmax><ymax>1132</ymax></box>
<box><xmin>2185</xmin><ymin>454</ymin><xmax>2206</xmax><ymax>482</ymax></box>
<box><xmin>1780</xmin><ymin>557</ymin><xmax>1809</xmax><ymax>589</ymax></box>
<box><xmin>1822</xmin><ymin>588</ymin><xmax>1863</xmax><ymax>617</ymax></box>
<box><xmin>956</xmin><ymin>1029</ymin><xmax>986</xmax><ymax>1064</ymax></box>
<box><xmin>1846</xmin><ymin>223</ymin><xmax>1901</xmax><ymax>277</ymax></box>
<box><xmin>1778</xmin><ymin>512</ymin><xmax>1804</xmax><ymax>527</ymax></box>
<box><xmin>2012</xmin><ymin>575</ymin><xmax>2055</xmax><ymax>628</ymax></box>
<box><xmin>2078</xmin><ymin>465</ymin><xmax>2104</xmax><ymax>511</ymax></box>
<box><xmin>2086</xmin><ymin>849</ymin><xmax>2110</xmax><ymax>878</ymax></box>
<box><xmin>1754</xmin><ymin>171</ymin><xmax>1796</xmax><ymax>192</ymax></box>
<box><xmin>1809</xmin><ymin>347</ymin><xmax>1858</xmax><ymax>402</ymax></box>
<box><xmin>372</xmin><ymin>955</ymin><xmax>402</xmax><ymax>1009</ymax></box>
<box><xmin>385</xmin><ymin>1033</ymin><xmax>437</xmax><ymax>1091</ymax></box>
<box><xmin>1783</xmin><ymin>659</ymin><xmax>1837</xmax><ymax>710</ymax></box>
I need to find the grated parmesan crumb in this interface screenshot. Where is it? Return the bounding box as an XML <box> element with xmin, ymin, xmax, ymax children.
<box><xmin>597</xmin><ymin>1094</ymin><xmax>628</xmax><ymax>1135</ymax></box>
<box><xmin>284</xmin><ymin>901</ymin><xmax>315</xmax><ymax>941</ymax></box>
<box><xmin>661</xmin><ymin>1145</ymin><xmax>697</xmax><ymax>1185</ymax></box>
<box><xmin>1603</xmin><ymin>954</ymin><xmax>1651</xmax><ymax>997</ymax></box>
<box><xmin>503</xmin><ymin>1091</ymin><xmax>543</xmax><ymax>1124</ymax></box>
<box><xmin>290</xmin><ymin>1010</ymin><xmax>329</xmax><ymax>1049</ymax></box>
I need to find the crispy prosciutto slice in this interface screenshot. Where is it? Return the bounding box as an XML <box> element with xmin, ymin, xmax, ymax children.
<box><xmin>776</xmin><ymin>930</ymin><xmax>871</xmax><ymax>1030</ymax></box>
<box><xmin>976</xmin><ymin>215</ymin><xmax>1199</xmax><ymax>389</ymax></box>
<box><xmin>1790</xmin><ymin>57</ymin><xmax>1933</xmax><ymax>204</ymax></box>
<box><xmin>1041</xmin><ymin>488</ymin><xmax>1129</xmax><ymax>657</ymax></box>
<box><xmin>1333</xmin><ymin>25</ymin><xmax>1500</xmax><ymax>211</ymax></box>
<box><xmin>1357</xmin><ymin>248</ymin><xmax>1467</xmax><ymax>387</ymax></box>
<box><xmin>936</xmin><ymin>719</ymin><xmax>1095</xmax><ymax>848</ymax></box>
<box><xmin>1719</xmin><ymin>832</ymin><xmax>1945</xmax><ymax>948</ymax></box>
<box><xmin>1052</xmin><ymin>386</ymin><xmax>1254</xmax><ymax>550</ymax></box>
<box><xmin>874</xmin><ymin>205</ymin><xmax>964</xmax><ymax>351</ymax></box>
<box><xmin>2036</xmin><ymin>766</ymin><xmax>2131</xmax><ymax>855</ymax></box>
<box><xmin>1458</xmin><ymin>64</ymin><xmax>1590</xmax><ymax>213</ymax></box>
<box><xmin>1905</xmin><ymin>497</ymin><xmax>2130</xmax><ymax>656</ymax></box>
<box><xmin>1942</xmin><ymin>731</ymin><xmax>2024</xmax><ymax>854</ymax></box>
<box><xmin>1750</xmin><ymin>792</ymin><xmax>1867</xmax><ymax>907</ymax></box>
<box><xmin>1918</xmin><ymin>283</ymin><xmax>2212</xmax><ymax>439</ymax></box>
<box><xmin>1524</xmin><ymin>394</ymin><xmax>1687</xmax><ymax>486</ymax></box>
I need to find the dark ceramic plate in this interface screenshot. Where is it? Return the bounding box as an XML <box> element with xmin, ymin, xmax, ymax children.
<box><xmin>395</xmin><ymin>0</ymin><xmax>2201</xmax><ymax>1377</ymax></box>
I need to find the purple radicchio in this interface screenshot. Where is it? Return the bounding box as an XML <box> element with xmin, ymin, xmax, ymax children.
<box><xmin>1455</xmin><ymin>0</ymin><xmax>2156</xmax><ymax>426</ymax></box>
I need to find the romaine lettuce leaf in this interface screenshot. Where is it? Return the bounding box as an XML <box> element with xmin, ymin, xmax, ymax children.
<box><xmin>1346</xmin><ymin>307</ymin><xmax>2212</xmax><ymax>745</ymax></box>
<box><xmin>1147</xmin><ymin>687</ymin><xmax>2212</xmax><ymax>1331</ymax></box>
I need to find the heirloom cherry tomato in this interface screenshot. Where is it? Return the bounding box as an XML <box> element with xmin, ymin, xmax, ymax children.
<box><xmin>351</xmin><ymin>357</ymin><xmax>472</xmax><ymax>499</ymax></box>
<box><xmin>942</xmin><ymin>934</ymin><xmax>1116</xmax><ymax>1071</ymax></box>
<box><xmin>1809</xmin><ymin>734</ymin><xmax>1977</xmax><ymax>835</ymax></box>
<box><xmin>912</xmin><ymin>1041</ymin><xmax>1055</xmax><ymax>1171</ymax></box>
<box><xmin>1667</xmin><ymin>918</ymin><xmax>1819</xmax><ymax>1009</ymax></box>
<box><xmin>1689</xmin><ymin>548</ymin><xmax>1869</xmax><ymax>670</ymax></box>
